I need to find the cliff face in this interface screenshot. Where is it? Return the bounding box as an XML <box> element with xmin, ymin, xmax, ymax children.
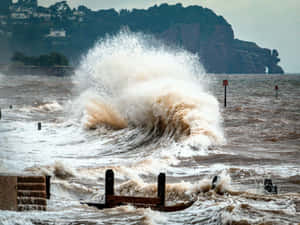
<box><xmin>159</xmin><ymin>23</ymin><xmax>234</xmax><ymax>73</ymax></box>
<box><xmin>230</xmin><ymin>40</ymin><xmax>284</xmax><ymax>74</ymax></box>
<box><xmin>153</xmin><ymin>5</ymin><xmax>283</xmax><ymax>73</ymax></box>
<box><xmin>0</xmin><ymin>2</ymin><xmax>284</xmax><ymax>74</ymax></box>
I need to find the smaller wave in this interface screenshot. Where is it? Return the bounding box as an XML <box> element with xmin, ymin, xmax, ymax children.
<box><xmin>25</xmin><ymin>161</ymin><xmax>76</xmax><ymax>179</ymax></box>
<box><xmin>112</xmin><ymin>170</ymin><xmax>233</xmax><ymax>204</ymax></box>
<box><xmin>18</xmin><ymin>101</ymin><xmax>63</xmax><ymax>113</ymax></box>
<box><xmin>33</xmin><ymin>101</ymin><xmax>63</xmax><ymax>112</ymax></box>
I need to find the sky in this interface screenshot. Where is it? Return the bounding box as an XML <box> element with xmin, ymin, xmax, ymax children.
<box><xmin>38</xmin><ymin>0</ymin><xmax>300</xmax><ymax>73</ymax></box>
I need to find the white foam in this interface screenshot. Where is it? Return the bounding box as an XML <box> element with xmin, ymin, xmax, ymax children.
<box><xmin>35</xmin><ymin>101</ymin><xmax>63</xmax><ymax>112</ymax></box>
<box><xmin>73</xmin><ymin>30</ymin><xmax>224</xmax><ymax>147</ymax></box>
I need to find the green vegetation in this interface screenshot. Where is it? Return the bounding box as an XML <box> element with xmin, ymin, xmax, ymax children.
<box><xmin>0</xmin><ymin>1</ymin><xmax>284</xmax><ymax>73</ymax></box>
<box><xmin>11</xmin><ymin>52</ymin><xmax>69</xmax><ymax>67</ymax></box>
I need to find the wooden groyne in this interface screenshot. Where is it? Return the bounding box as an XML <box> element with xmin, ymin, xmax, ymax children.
<box><xmin>81</xmin><ymin>170</ymin><xmax>194</xmax><ymax>212</ymax></box>
<box><xmin>0</xmin><ymin>174</ymin><xmax>51</xmax><ymax>211</ymax></box>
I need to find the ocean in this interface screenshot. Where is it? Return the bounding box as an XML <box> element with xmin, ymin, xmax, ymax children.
<box><xmin>0</xmin><ymin>32</ymin><xmax>300</xmax><ymax>224</ymax></box>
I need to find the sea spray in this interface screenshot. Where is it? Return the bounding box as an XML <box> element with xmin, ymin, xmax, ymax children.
<box><xmin>73</xmin><ymin>30</ymin><xmax>224</xmax><ymax>146</ymax></box>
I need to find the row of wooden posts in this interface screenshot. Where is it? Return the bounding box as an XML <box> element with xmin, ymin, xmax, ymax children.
<box><xmin>0</xmin><ymin>170</ymin><xmax>193</xmax><ymax>212</ymax></box>
<box><xmin>0</xmin><ymin>171</ymin><xmax>277</xmax><ymax>212</ymax></box>
<box><xmin>82</xmin><ymin>169</ymin><xmax>194</xmax><ymax>212</ymax></box>
<box><xmin>0</xmin><ymin>81</ymin><xmax>280</xmax><ymax>121</ymax></box>
<box><xmin>0</xmin><ymin>81</ymin><xmax>279</xmax><ymax>119</ymax></box>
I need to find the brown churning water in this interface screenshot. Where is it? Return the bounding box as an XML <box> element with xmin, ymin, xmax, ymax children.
<box><xmin>85</xmin><ymin>98</ymin><xmax>128</xmax><ymax>130</ymax></box>
<box><xmin>0</xmin><ymin>31</ymin><xmax>300</xmax><ymax>224</ymax></box>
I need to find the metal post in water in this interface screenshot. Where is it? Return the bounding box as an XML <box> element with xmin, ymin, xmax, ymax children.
<box><xmin>157</xmin><ymin>173</ymin><xmax>166</xmax><ymax>206</ymax></box>
<box><xmin>105</xmin><ymin>169</ymin><xmax>114</xmax><ymax>205</ymax></box>
<box><xmin>275</xmin><ymin>85</ymin><xmax>279</xmax><ymax>98</ymax></box>
<box><xmin>38</xmin><ymin>122</ymin><xmax>42</xmax><ymax>130</ymax></box>
<box><xmin>9</xmin><ymin>105</ymin><xmax>12</xmax><ymax>109</ymax></box>
<box><xmin>0</xmin><ymin>108</ymin><xmax>1</xmax><ymax>120</ymax></box>
<box><xmin>223</xmin><ymin>80</ymin><xmax>228</xmax><ymax>107</ymax></box>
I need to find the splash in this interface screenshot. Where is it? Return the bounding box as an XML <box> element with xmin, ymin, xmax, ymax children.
<box><xmin>25</xmin><ymin>161</ymin><xmax>76</xmax><ymax>179</ymax></box>
<box><xmin>74</xmin><ymin>30</ymin><xmax>224</xmax><ymax>146</ymax></box>
<box><xmin>34</xmin><ymin>101</ymin><xmax>63</xmax><ymax>112</ymax></box>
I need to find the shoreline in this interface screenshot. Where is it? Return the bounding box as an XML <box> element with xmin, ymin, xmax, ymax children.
<box><xmin>0</xmin><ymin>64</ymin><xmax>74</xmax><ymax>76</ymax></box>
<box><xmin>0</xmin><ymin>64</ymin><xmax>297</xmax><ymax>76</ymax></box>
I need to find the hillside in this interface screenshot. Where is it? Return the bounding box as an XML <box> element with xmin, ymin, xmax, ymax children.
<box><xmin>0</xmin><ymin>1</ymin><xmax>284</xmax><ymax>74</ymax></box>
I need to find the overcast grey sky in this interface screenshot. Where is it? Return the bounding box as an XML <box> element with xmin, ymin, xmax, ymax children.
<box><xmin>38</xmin><ymin>0</ymin><xmax>300</xmax><ymax>73</ymax></box>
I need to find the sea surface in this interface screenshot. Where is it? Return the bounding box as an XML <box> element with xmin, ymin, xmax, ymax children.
<box><xmin>0</xmin><ymin>32</ymin><xmax>300</xmax><ymax>225</ymax></box>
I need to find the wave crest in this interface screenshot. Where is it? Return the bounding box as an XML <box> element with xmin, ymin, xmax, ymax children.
<box><xmin>74</xmin><ymin>30</ymin><xmax>224</xmax><ymax>146</ymax></box>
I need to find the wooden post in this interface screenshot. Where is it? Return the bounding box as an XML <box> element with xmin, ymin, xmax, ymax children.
<box><xmin>81</xmin><ymin>171</ymin><xmax>195</xmax><ymax>211</ymax></box>
<box><xmin>275</xmin><ymin>85</ymin><xmax>279</xmax><ymax>98</ymax></box>
<box><xmin>38</xmin><ymin>122</ymin><xmax>42</xmax><ymax>130</ymax></box>
<box><xmin>223</xmin><ymin>80</ymin><xmax>228</xmax><ymax>107</ymax></box>
<box><xmin>157</xmin><ymin>173</ymin><xmax>166</xmax><ymax>206</ymax></box>
<box><xmin>45</xmin><ymin>176</ymin><xmax>51</xmax><ymax>199</ymax></box>
<box><xmin>0</xmin><ymin>108</ymin><xmax>1</xmax><ymax>120</ymax></box>
<box><xmin>9</xmin><ymin>105</ymin><xmax>12</xmax><ymax>109</ymax></box>
<box><xmin>105</xmin><ymin>169</ymin><xmax>114</xmax><ymax>205</ymax></box>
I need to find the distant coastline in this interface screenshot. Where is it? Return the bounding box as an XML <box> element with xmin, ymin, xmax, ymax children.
<box><xmin>0</xmin><ymin>64</ymin><xmax>74</xmax><ymax>76</ymax></box>
<box><xmin>0</xmin><ymin>1</ymin><xmax>284</xmax><ymax>74</ymax></box>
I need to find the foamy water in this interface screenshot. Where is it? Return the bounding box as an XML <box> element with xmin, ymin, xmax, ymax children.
<box><xmin>0</xmin><ymin>32</ymin><xmax>300</xmax><ymax>224</ymax></box>
<box><xmin>73</xmin><ymin>31</ymin><xmax>224</xmax><ymax>147</ymax></box>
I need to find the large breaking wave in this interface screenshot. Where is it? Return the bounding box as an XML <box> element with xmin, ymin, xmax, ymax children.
<box><xmin>73</xmin><ymin>30</ymin><xmax>224</xmax><ymax>146</ymax></box>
